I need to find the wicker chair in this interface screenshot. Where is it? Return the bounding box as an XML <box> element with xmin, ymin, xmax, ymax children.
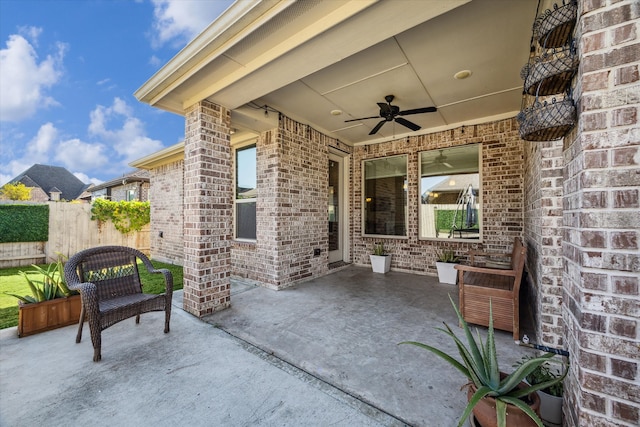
<box><xmin>454</xmin><ymin>237</ymin><xmax>526</xmax><ymax>339</ymax></box>
<box><xmin>64</xmin><ymin>246</ymin><xmax>173</xmax><ymax>361</ymax></box>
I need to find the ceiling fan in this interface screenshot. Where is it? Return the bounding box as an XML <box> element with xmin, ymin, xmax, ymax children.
<box><xmin>426</xmin><ymin>150</ymin><xmax>453</xmax><ymax>168</ymax></box>
<box><xmin>344</xmin><ymin>95</ymin><xmax>437</xmax><ymax>135</ymax></box>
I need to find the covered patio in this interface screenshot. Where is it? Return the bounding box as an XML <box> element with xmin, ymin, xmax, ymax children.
<box><xmin>0</xmin><ymin>267</ymin><xmax>536</xmax><ymax>426</ymax></box>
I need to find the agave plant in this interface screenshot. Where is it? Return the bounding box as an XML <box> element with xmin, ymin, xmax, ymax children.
<box><xmin>400</xmin><ymin>296</ymin><xmax>567</xmax><ymax>427</ymax></box>
<box><xmin>6</xmin><ymin>255</ymin><xmax>77</xmax><ymax>304</ymax></box>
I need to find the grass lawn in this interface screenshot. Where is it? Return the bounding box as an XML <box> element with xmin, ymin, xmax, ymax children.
<box><xmin>0</xmin><ymin>260</ymin><xmax>183</xmax><ymax>330</ymax></box>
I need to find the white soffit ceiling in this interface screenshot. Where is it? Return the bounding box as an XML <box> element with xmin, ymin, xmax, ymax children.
<box><xmin>247</xmin><ymin>0</ymin><xmax>537</xmax><ymax>145</ymax></box>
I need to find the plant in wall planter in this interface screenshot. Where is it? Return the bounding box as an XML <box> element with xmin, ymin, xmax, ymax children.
<box><xmin>514</xmin><ymin>356</ymin><xmax>565</xmax><ymax>426</ymax></box>
<box><xmin>369</xmin><ymin>243</ymin><xmax>391</xmax><ymax>273</ymax></box>
<box><xmin>5</xmin><ymin>255</ymin><xmax>81</xmax><ymax>337</ymax></box>
<box><xmin>436</xmin><ymin>249</ymin><xmax>460</xmax><ymax>284</ymax></box>
<box><xmin>400</xmin><ymin>297</ymin><xmax>567</xmax><ymax>427</ymax></box>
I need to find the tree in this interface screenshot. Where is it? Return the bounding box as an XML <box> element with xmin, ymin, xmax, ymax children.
<box><xmin>0</xmin><ymin>182</ymin><xmax>32</xmax><ymax>200</ymax></box>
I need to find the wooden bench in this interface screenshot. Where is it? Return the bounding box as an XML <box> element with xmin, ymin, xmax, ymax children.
<box><xmin>454</xmin><ymin>237</ymin><xmax>526</xmax><ymax>339</ymax></box>
<box><xmin>64</xmin><ymin>246</ymin><xmax>173</xmax><ymax>361</ymax></box>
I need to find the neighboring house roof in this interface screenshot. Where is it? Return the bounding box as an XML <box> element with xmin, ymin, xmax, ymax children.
<box><xmin>10</xmin><ymin>164</ymin><xmax>91</xmax><ymax>201</ymax></box>
<box><xmin>87</xmin><ymin>169</ymin><xmax>150</xmax><ymax>193</ymax></box>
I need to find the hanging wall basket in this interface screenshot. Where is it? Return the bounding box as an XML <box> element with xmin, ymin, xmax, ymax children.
<box><xmin>517</xmin><ymin>97</ymin><xmax>576</xmax><ymax>141</ymax></box>
<box><xmin>533</xmin><ymin>1</ymin><xmax>578</xmax><ymax>48</ymax></box>
<box><xmin>521</xmin><ymin>46</ymin><xmax>578</xmax><ymax>95</ymax></box>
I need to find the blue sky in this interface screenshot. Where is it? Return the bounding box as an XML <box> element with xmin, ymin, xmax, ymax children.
<box><xmin>0</xmin><ymin>0</ymin><xmax>234</xmax><ymax>185</ymax></box>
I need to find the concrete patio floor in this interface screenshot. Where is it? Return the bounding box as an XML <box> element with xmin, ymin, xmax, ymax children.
<box><xmin>0</xmin><ymin>266</ymin><xmax>537</xmax><ymax>427</ymax></box>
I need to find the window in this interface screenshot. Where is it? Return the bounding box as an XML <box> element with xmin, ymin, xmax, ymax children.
<box><xmin>419</xmin><ymin>144</ymin><xmax>481</xmax><ymax>240</ymax></box>
<box><xmin>235</xmin><ymin>144</ymin><xmax>257</xmax><ymax>240</ymax></box>
<box><xmin>363</xmin><ymin>155</ymin><xmax>407</xmax><ymax>237</ymax></box>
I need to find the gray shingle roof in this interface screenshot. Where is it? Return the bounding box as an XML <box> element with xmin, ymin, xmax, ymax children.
<box><xmin>10</xmin><ymin>164</ymin><xmax>90</xmax><ymax>201</ymax></box>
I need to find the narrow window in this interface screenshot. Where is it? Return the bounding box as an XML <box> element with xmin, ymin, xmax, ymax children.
<box><xmin>419</xmin><ymin>144</ymin><xmax>481</xmax><ymax>240</ymax></box>
<box><xmin>235</xmin><ymin>144</ymin><xmax>257</xmax><ymax>240</ymax></box>
<box><xmin>363</xmin><ymin>155</ymin><xmax>407</xmax><ymax>237</ymax></box>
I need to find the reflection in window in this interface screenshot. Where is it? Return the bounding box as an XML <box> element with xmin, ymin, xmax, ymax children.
<box><xmin>420</xmin><ymin>145</ymin><xmax>481</xmax><ymax>240</ymax></box>
<box><xmin>235</xmin><ymin>144</ymin><xmax>257</xmax><ymax>240</ymax></box>
<box><xmin>363</xmin><ymin>155</ymin><xmax>407</xmax><ymax>236</ymax></box>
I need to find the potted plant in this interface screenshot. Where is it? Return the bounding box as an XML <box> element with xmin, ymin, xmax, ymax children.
<box><xmin>5</xmin><ymin>255</ymin><xmax>81</xmax><ymax>337</ymax></box>
<box><xmin>436</xmin><ymin>249</ymin><xmax>459</xmax><ymax>284</ymax></box>
<box><xmin>400</xmin><ymin>296</ymin><xmax>567</xmax><ymax>427</ymax></box>
<box><xmin>369</xmin><ymin>242</ymin><xmax>391</xmax><ymax>273</ymax></box>
<box><xmin>514</xmin><ymin>356</ymin><xmax>565</xmax><ymax>426</ymax></box>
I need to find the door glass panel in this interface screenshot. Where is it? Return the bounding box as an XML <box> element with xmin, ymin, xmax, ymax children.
<box><xmin>328</xmin><ymin>159</ymin><xmax>339</xmax><ymax>252</ymax></box>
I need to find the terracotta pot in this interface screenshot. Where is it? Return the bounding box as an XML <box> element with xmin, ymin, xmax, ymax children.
<box><xmin>466</xmin><ymin>374</ymin><xmax>541</xmax><ymax>427</ymax></box>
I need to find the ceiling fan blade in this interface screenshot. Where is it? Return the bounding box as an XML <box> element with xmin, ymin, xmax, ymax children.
<box><xmin>369</xmin><ymin>120</ymin><xmax>386</xmax><ymax>135</ymax></box>
<box><xmin>395</xmin><ymin>117</ymin><xmax>421</xmax><ymax>131</ymax></box>
<box><xmin>399</xmin><ymin>106</ymin><xmax>437</xmax><ymax>115</ymax></box>
<box><xmin>344</xmin><ymin>115</ymin><xmax>381</xmax><ymax>122</ymax></box>
<box><xmin>377</xmin><ymin>102</ymin><xmax>392</xmax><ymax>115</ymax></box>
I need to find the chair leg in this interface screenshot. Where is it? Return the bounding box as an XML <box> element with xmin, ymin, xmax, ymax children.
<box><xmin>88</xmin><ymin>320</ymin><xmax>102</xmax><ymax>362</ymax></box>
<box><xmin>164</xmin><ymin>309</ymin><xmax>171</xmax><ymax>333</ymax></box>
<box><xmin>76</xmin><ymin>306</ymin><xmax>86</xmax><ymax>344</ymax></box>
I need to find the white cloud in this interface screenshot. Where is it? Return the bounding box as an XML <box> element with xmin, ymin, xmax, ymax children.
<box><xmin>27</xmin><ymin>122</ymin><xmax>57</xmax><ymax>156</ymax></box>
<box><xmin>0</xmin><ymin>122</ymin><xmax>58</xmax><ymax>184</ymax></box>
<box><xmin>88</xmin><ymin>97</ymin><xmax>164</xmax><ymax>164</ymax></box>
<box><xmin>0</xmin><ymin>30</ymin><xmax>66</xmax><ymax>122</ymax></box>
<box><xmin>55</xmin><ymin>138</ymin><xmax>108</xmax><ymax>170</ymax></box>
<box><xmin>149</xmin><ymin>55</ymin><xmax>162</xmax><ymax>67</ymax></box>
<box><xmin>150</xmin><ymin>0</ymin><xmax>232</xmax><ymax>48</ymax></box>
<box><xmin>73</xmin><ymin>172</ymin><xmax>102</xmax><ymax>186</ymax></box>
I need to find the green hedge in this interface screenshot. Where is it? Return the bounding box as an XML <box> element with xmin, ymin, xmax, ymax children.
<box><xmin>0</xmin><ymin>204</ymin><xmax>49</xmax><ymax>243</ymax></box>
<box><xmin>436</xmin><ymin>209</ymin><xmax>479</xmax><ymax>231</ymax></box>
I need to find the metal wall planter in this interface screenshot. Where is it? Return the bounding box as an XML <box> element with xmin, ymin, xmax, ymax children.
<box><xmin>521</xmin><ymin>46</ymin><xmax>578</xmax><ymax>96</ymax></box>
<box><xmin>519</xmin><ymin>0</ymin><xmax>578</xmax><ymax>141</ymax></box>
<box><xmin>517</xmin><ymin>98</ymin><xmax>576</xmax><ymax>142</ymax></box>
<box><xmin>533</xmin><ymin>0</ymin><xmax>578</xmax><ymax>48</ymax></box>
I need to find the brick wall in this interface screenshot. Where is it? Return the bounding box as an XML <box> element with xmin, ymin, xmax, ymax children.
<box><xmin>523</xmin><ymin>138</ymin><xmax>564</xmax><ymax>348</ymax></box>
<box><xmin>150</xmin><ymin>160</ymin><xmax>184</xmax><ymax>265</ymax></box>
<box><xmin>182</xmin><ymin>100</ymin><xmax>232</xmax><ymax>316</ymax></box>
<box><xmin>563</xmin><ymin>1</ymin><xmax>640</xmax><ymax>426</ymax></box>
<box><xmin>352</xmin><ymin>118</ymin><xmax>525</xmax><ymax>275</ymax></box>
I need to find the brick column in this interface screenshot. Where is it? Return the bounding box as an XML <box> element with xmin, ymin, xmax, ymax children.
<box><xmin>182</xmin><ymin>100</ymin><xmax>232</xmax><ymax>316</ymax></box>
<box><xmin>563</xmin><ymin>1</ymin><xmax>639</xmax><ymax>426</ymax></box>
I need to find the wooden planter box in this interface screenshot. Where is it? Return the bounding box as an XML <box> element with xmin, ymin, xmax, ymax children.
<box><xmin>18</xmin><ymin>295</ymin><xmax>82</xmax><ymax>338</ymax></box>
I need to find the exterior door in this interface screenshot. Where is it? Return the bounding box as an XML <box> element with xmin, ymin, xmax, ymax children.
<box><xmin>328</xmin><ymin>155</ymin><xmax>343</xmax><ymax>263</ymax></box>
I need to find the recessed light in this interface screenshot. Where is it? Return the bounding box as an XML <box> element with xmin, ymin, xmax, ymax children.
<box><xmin>330</xmin><ymin>109</ymin><xmax>343</xmax><ymax>116</ymax></box>
<box><xmin>454</xmin><ymin>70</ymin><xmax>472</xmax><ymax>80</ymax></box>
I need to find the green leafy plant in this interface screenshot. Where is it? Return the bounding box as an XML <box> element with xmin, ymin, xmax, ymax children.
<box><xmin>372</xmin><ymin>242</ymin><xmax>387</xmax><ymax>256</ymax></box>
<box><xmin>91</xmin><ymin>198</ymin><xmax>150</xmax><ymax>234</ymax></box>
<box><xmin>437</xmin><ymin>249</ymin><xmax>459</xmax><ymax>263</ymax></box>
<box><xmin>5</xmin><ymin>255</ymin><xmax>77</xmax><ymax>304</ymax></box>
<box><xmin>400</xmin><ymin>296</ymin><xmax>567</xmax><ymax>427</ymax></box>
<box><xmin>514</xmin><ymin>356</ymin><xmax>564</xmax><ymax>397</ymax></box>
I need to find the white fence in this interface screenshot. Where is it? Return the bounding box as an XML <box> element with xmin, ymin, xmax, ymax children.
<box><xmin>0</xmin><ymin>202</ymin><xmax>149</xmax><ymax>268</ymax></box>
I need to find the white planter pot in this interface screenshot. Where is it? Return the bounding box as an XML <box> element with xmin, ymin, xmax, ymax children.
<box><xmin>370</xmin><ymin>254</ymin><xmax>391</xmax><ymax>273</ymax></box>
<box><xmin>436</xmin><ymin>262</ymin><xmax>458</xmax><ymax>284</ymax></box>
<box><xmin>539</xmin><ymin>390</ymin><xmax>563</xmax><ymax>426</ymax></box>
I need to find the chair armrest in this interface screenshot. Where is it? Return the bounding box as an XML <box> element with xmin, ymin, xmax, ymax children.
<box><xmin>454</xmin><ymin>264</ymin><xmax>516</xmax><ymax>277</ymax></box>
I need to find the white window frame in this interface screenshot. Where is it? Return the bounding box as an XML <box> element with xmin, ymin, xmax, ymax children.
<box><xmin>418</xmin><ymin>143</ymin><xmax>482</xmax><ymax>242</ymax></box>
<box><xmin>234</xmin><ymin>141</ymin><xmax>257</xmax><ymax>242</ymax></box>
<box><xmin>362</xmin><ymin>154</ymin><xmax>408</xmax><ymax>238</ymax></box>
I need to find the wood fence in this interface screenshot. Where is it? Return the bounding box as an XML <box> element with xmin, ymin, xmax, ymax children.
<box><xmin>0</xmin><ymin>202</ymin><xmax>149</xmax><ymax>268</ymax></box>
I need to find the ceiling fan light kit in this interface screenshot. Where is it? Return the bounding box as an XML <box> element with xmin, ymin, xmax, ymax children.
<box><xmin>344</xmin><ymin>95</ymin><xmax>437</xmax><ymax>136</ymax></box>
